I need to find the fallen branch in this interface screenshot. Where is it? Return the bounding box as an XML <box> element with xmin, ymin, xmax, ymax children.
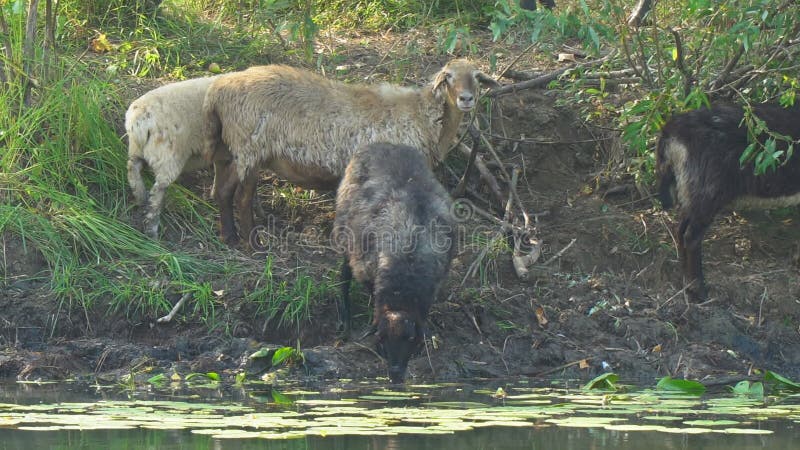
<box><xmin>582</xmin><ymin>68</ymin><xmax>639</xmax><ymax>78</ymax></box>
<box><xmin>579</xmin><ymin>77</ymin><xmax>641</xmax><ymax>87</ymax></box>
<box><xmin>156</xmin><ymin>292</ymin><xmax>192</xmax><ymax>324</ymax></box>
<box><xmin>500</xmin><ymin>69</ymin><xmax>546</xmax><ymax>81</ymax></box>
<box><xmin>528</xmin><ymin>357</ymin><xmax>592</xmax><ymax>378</ymax></box>
<box><xmin>540</xmin><ymin>238</ymin><xmax>576</xmax><ymax>266</ymax></box>
<box><xmin>488</xmin><ymin>50</ymin><xmax>617</xmax><ymax>98</ymax></box>
<box><xmin>506</xmin><ymin>167</ymin><xmax>541</xmax><ymax>279</ymax></box>
<box><xmin>512</xmin><ymin>234</ymin><xmax>542</xmax><ymax>280</ymax></box>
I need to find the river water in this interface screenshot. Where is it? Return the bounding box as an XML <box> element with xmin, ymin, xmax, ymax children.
<box><xmin>1</xmin><ymin>380</ymin><xmax>797</xmax><ymax>449</ymax></box>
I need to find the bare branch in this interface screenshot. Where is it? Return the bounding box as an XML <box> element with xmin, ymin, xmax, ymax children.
<box><xmin>670</xmin><ymin>28</ymin><xmax>694</xmax><ymax>97</ymax></box>
<box><xmin>452</xmin><ymin>122</ymin><xmax>482</xmax><ymax>199</ymax></box>
<box><xmin>488</xmin><ymin>51</ymin><xmax>617</xmax><ymax>98</ymax></box>
<box><xmin>458</xmin><ymin>142</ymin><xmax>506</xmax><ymax>206</ymax></box>
<box><xmin>156</xmin><ymin>292</ymin><xmax>193</xmax><ymax>324</ymax></box>
<box><xmin>709</xmin><ymin>44</ymin><xmax>745</xmax><ymax>92</ymax></box>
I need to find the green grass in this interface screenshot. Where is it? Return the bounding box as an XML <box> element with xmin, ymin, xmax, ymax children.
<box><xmin>0</xmin><ymin>58</ymin><xmax>222</xmax><ymax>321</ymax></box>
<box><xmin>246</xmin><ymin>256</ymin><xmax>335</xmax><ymax>330</ymax></box>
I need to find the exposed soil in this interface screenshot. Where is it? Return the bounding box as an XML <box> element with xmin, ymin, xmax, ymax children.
<box><xmin>2</xmin><ymin>30</ymin><xmax>800</xmax><ymax>386</ymax></box>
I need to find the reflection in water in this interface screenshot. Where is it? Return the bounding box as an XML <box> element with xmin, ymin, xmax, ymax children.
<box><xmin>0</xmin><ymin>424</ymin><xmax>794</xmax><ymax>450</ymax></box>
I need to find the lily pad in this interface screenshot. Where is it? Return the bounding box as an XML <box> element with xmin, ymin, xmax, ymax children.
<box><xmin>683</xmin><ymin>419</ymin><xmax>741</xmax><ymax>427</ymax></box>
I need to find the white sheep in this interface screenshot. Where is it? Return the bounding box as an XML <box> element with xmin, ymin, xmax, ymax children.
<box><xmin>203</xmin><ymin>59</ymin><xmax>499</xmax><ymax>245</ymax></box>
<box><xmin>125</xmin><ymin>76</ymin><xmax>221</xmax><ymax>238</ymax></box>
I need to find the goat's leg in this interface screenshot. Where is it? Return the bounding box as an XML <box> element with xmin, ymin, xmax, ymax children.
<box><xmin>338</xmin><ymin>256</ymin><xmax>353</xmax><ymax>335</ymax></box>
<box><xmin>237</xmin><ymin>171</ymin><xmax>258</xmax><ymax>247</ymax></box>
<box><xmin>681</xmin><ymin>217</ymin><xmax>711</xmax><ymax>301</ymax></box>
<box><xmin>676</xmin><ymin>216</ymin><xmax>690</xmax><ymax>276</ymax></box>
<box><xmin>213</xmin><ymin>159</ymin><xmax>240</xmax><ymax>246</ymax></box>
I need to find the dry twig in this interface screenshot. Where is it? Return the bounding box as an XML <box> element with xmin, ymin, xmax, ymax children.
<box><xmin>156</xmin><ymin>292</ymin><xmax>192</xmax><ymax>324</ymax></box>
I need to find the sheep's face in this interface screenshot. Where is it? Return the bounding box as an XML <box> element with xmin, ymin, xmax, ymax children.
<box><xmin>376</xmin><ymin>311</ymin><xmax>423</xmax><ymax>384</ymax></box>
<box><xmin>433</xmin><ymin>59</ymin><xmax>500</xmax><ymax>112</ymax></box>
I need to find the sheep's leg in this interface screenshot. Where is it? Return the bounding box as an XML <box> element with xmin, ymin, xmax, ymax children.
<box><xmin>338</xmin><ymin>256</ymin><xmax>353</xmax><ymax>335</ymax></box>
<box><xmin>143</xmin><ymin>174</ymin><xmax>172</xmax><ymax>239</ymax></box>
<box><xmin>127</xmin><ymin>157</ymin><xmax>148</xmax><ymax>206</ymax></box>
<box><xmin>213</xmin><ymin>159</ymin><xmax>240</xmax><ymax>246</ymax></box>
<box><xmin>237</xmin><ymin>171</ymin><xmax>259</xmax><ymax>247</ymax></box>
<box><xmin>679</xmin><ymin>215</ymin><xmax>710</xmax><ymax>301</ymax></box>
<box><xmin>359</xmin><ymin>280</ymin><xmax>378</xmax><ymax>338</ymax></box>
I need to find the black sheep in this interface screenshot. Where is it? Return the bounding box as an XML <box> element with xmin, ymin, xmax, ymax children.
<box><xmin>333</xmin><ymin>143</ymin><xmax>455</xmax><ymax>383</ymax></box>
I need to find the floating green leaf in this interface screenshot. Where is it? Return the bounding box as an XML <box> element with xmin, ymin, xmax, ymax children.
<box><xmin>583</xmin><ymin>373</ymin><xmax>619</xmax><ymax>391</ymax></box>
<box><xmin>719</xmin><ymin>428</ymin><xmax>774</xmax><ymax>435</ymax></box>
<box><xmin>683</xmin><ymin>419</ymin><xmax>741</xmax><ymax>427</ymax></box>
<box><xmin>731</xmin><ymin>380</ymin><xmax>764</xmax><ymax>399</ymax></box>
<box><xmin>656</xmin><ymin>377</ymin><xmax>706</xmax><ymax>395</ymax></box>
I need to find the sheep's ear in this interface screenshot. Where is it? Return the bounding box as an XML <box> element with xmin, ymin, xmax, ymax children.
<box><xmin>432</xmin><ymin>69</ymin><xmax>449</xmax><ymax>98</ymax></box>
<box><xmin>476</xmin><ymin>71</ymin><xmax>500</xmax><ymax>89</ymax></box>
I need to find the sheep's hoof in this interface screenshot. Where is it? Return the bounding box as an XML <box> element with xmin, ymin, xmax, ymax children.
<box><xmin>131</xmin><ymin>192</ymin><xmax>148</xmax><ymax>207</ymax></box>
<box><xmin>335</xmin><ymin>320</ymin><xmax>352</xmax><ymax>339</ymax></box>
<box><xmin>221</xmin><ymin>233</ymin><xmax>240</xmax><ymax>247</ymax></box>
<box><xmin>144</xmin><ymin>221</ymin><xmax>159</xmax><ymax>239</ymax></box>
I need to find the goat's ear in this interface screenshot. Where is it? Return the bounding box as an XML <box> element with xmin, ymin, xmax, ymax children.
<box><xmin>475</xmin><ymin>71</ymin><xmax>500</xmax><ymax>89</ymax></box>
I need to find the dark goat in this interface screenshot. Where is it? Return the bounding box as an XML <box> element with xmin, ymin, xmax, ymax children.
<box><xmin>333</xmin><ymin>143</ymin><xmax>455</xmax><ymax>383</ymax></box>
<box><xmin>657</xmin><ymin>102</ymin><xmax>800</xmax><ymax>301</ymax></box>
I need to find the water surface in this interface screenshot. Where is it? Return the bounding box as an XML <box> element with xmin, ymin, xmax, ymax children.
<box><xmin>1</xmin><ymin>380</ymin><xmax>797</xmax><ymax>449</ymax></box>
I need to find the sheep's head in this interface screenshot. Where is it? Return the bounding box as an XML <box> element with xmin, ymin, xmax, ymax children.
<box><xmin>433</xmin><ymin>59</ymin><xmax>500</xmax><ymax>112</ymax></box>
<box><xmin>375</xmin><ymin>310</ymin><xmax>424</xmax><ymax>384</ymax></box>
